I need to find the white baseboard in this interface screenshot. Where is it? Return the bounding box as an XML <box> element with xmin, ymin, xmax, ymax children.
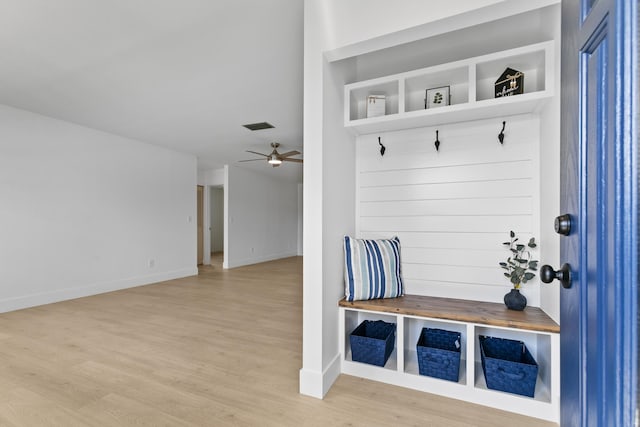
<box><xmin>225</xmin><ymin>251</ymin><xmax>298</xmax><ymax>269</ymax></box>
<box><xmin>0</xmin><ymin>267</ymin><xmax>198</xmax><ymax>314</ymax></box>
<box><xmin>299</xmin><ymin>353</ymin><xmax>341</xmax><ymax>398</ymax></box>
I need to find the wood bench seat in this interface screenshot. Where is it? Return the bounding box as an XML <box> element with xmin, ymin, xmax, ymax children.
<box><xmin>339</xmin><ymin>294</ymin><xmax>560</xmax><ymax>334</ymax></box>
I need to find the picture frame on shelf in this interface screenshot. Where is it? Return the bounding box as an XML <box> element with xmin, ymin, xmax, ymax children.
<box><xmin>425</xmin><ymin>86</ymin><xmax>450</xmax><ymax>109</ymax></box>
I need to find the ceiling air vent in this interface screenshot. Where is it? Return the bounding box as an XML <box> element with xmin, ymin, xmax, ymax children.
<box><xmin>242</xmin><ymin>122</ymin><xmax>274</xmax><ymax>131</ymax></box>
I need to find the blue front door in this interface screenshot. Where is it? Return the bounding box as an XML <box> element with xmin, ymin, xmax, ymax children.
<box><xmin>560</xmin><ymin>0</ymin><xmax>638</xmax><ymax>425</ymax></box>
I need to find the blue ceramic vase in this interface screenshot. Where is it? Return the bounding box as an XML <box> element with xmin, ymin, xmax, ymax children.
<box><xmin>504</xmin><ymin>288</ymin><xmax>527</xmax><ymax>311</ymax></box>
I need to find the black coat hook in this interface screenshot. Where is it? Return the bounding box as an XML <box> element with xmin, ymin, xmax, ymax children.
<box><xmin>378</xmin><ymin>137</ymin><xmax>386</xmax><ymax>156</ymax></box>
<box><xmin>498</xmin><ymin>121</ymin><xmax>506</xmax><ymax>144</ymax></box>
<box><xmin>434</xmin><ymin>130</ymin><xmax>440</xmax><ymax>152</ymax></box>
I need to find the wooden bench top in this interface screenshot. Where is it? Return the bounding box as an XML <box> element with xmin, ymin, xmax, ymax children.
<box><xmin>339</xmin><ymin>294</ymin><xmax>560</xmax><ymax>334</ymax></box>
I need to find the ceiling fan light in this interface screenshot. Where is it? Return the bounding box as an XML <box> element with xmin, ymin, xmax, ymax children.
<box><xmin>268</xmin><ymin>155</ymin><xmax>282</xmax><ymax>165</ymax></box>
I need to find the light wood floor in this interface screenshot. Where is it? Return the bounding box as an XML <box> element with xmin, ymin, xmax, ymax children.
<box><xmin>0</xmin><ymin>256</ymin><xmax>556</xmax><ymax>426</ymax></box>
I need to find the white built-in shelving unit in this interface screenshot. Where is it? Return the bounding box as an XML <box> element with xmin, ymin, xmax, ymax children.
<box><xmin>344</xmin><ymin>41</ymin><xmax>554</xmax><ymax>135</ymax></box>
<box><xmin>339</xmin><ymin>16</ymin><xmax>560</xmax><ymax>422</ymax></box>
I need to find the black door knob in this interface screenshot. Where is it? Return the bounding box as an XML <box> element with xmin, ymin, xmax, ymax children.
<box><xmin>554</xmin><ymin>214</ymin><xmax>572</xmax><ymax>236</ymax></box>
<box><xmin>540</xmin><ymin>263</ymin><xmax>572</xmax><ymax>289</ymax></box>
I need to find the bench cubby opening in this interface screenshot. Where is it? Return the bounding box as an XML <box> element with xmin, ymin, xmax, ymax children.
<box><xmin>343</xmin><ymin>309</ymin><xmax>398</xmax><ymax>371</ymax></box>
<box><xmin>403</xmin><ymin>316</ymin><xmax>467</xmax><ymax>385</ymax></box>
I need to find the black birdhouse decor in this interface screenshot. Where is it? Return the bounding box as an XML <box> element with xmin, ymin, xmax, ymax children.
<box><xmin>495</xmin><ymin>67</ymin><xmax>524</xmax><ymax>98</ymax></box>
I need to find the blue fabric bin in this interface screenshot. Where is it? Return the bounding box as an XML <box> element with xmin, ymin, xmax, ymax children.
<box><xmin>350</xmin><ymin>320</ymin><xmax>395</xmax><ymax>367</ymax></box>
<box><xmin>416</xmin><ymin>328</ymin><xmax>461</xmax><ymax>382</ymax></box>
<box><xmin>479</xmin><ymin>335</ymin><xmax>538</xmax><ymax>397</ymax></box>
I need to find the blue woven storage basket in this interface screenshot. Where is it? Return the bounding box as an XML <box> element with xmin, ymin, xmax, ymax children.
<box><xmin>350</xmin><ymin>320</ymin><xmax>396</xmax><ymax>367</ymax></box>
<box><xmin>416</xmin><ymin>328</ymin><xmax>461</xmax><ymax>382</ymax></box>
<box><xmin>479</xmin><ymin>335</ymin><xmax>538</xmax><ymax>397</ymax></box>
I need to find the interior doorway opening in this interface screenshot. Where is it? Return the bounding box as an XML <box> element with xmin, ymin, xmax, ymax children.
<box><xmin>209</xmin><ymin>185</ymin><xmax>224</xmax><ymax>261</ymax></box>
<box><xmin>199</xmin><ymin>184</ymin><xmax>225</xmax><ymax>269</ymax></box>
<box><xmin>197</xmin><ymin>185</ymin><xmax>204</xmax><ymax>265</ymax></box>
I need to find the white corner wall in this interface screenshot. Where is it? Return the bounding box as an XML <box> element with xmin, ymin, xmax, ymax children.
<box><xmin>225</xmin><ymin>165</ymin><xmax>298</xmax><ymax>269</ymax></box>
<box><xmin>536</xmin><ymin>9</ymin><xmax>562</xmax><ymax>325</ymax></box>
<box><xmin>0</xmin><ymin>104</ymin><xmax>198</xmax><ymax>313</ymax></box>
<box><xmin>301</xmin><ymin>0</ymin><xmax>358</xmax><ymax>398</ymax></box>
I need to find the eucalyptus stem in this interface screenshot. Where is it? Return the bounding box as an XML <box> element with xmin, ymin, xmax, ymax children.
<box><xmin>499</xmin><ymin>231</ymin><xmax>538</xmax><ymax>289</ymax></box>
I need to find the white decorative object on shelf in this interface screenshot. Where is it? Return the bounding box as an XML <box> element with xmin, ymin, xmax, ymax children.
<box><xmin>366</xmin><ymin>95</ymin><xmax>386</xmax><ymax>118</ymax></box>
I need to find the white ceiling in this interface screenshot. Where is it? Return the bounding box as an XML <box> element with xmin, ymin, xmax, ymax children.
<box><xmin>0</xmin><ymin>0</ymin><xmax>304</xmax><ymax>182</ymax></box>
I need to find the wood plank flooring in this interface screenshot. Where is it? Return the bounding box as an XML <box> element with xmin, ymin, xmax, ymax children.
<box><xmin>0</xmin><ymin>256</ymin><xmax>556</xmax><ymax>426</ymax></box>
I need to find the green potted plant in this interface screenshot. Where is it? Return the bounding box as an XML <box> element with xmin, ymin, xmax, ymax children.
<box><xmin>499</xmin><ymin>231</ymin><xmax>538</xmax><ymax>310</ymax></box>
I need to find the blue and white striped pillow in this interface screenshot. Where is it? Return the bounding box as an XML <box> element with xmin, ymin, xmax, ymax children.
<box><xmin>343</xmin><ymin>236</ymin><xmax>404</xmax><ymax>301</ymax></box>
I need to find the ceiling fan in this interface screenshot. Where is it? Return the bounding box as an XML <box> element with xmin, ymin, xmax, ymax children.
<box><xmin>239</xmin><ymin>142</ymin><xmax>303</xmax><ymax>167</ymax></box>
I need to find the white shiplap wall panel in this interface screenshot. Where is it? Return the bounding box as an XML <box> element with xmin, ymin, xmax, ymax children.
<box><xmin>403</xmin><ymin>248</ymin><xmax>507</xmax><ymax>267</ymax></box>
<box><xmin>359</xmin><ymin>160</ymin><xmax>533</xmax><ymax>187</ymax></box>
<box><xmin>401</xmin><ymin>280</ymin><xmax>516</xmax><ymax>304</ymax></box>
<box><xmin>358</xmin><ymin>132</ymin><xmax>533</xmax><ymax>171</ymax></box>
<box><xmin>359</xmin><ymin>178</ymin><xmax>533</xmax><ymax>201</ymax></box>
<box><xmin>357</xmin><ymin>148</ymin><xmax>534</xmax><ymax>171</ymax></box>
<box><xmin>355</xmin><ymin>114</ymin><xmax>540</xmax><ymax>305</ymax></box>
<box><xmin>360</xmin><ymin>214</ymin><xmax>532</xmax><ymax>233</ymax></box>
<box><xmin>360</xmin><ymin>231</ymin><xmax>512</xmax><ymax>249</ymax></box>
<box><xmin>403</xmin><ymin>263</ymin><xmax>507</xmax><ymax>286</ymax></box>
<box><xmin>360</xmin><ymin>197</ymin><xmax>532</xmax><ymax>216</ymax></box>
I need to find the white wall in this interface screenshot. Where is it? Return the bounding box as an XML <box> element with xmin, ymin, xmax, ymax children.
<box><xmin>301</xmin><ymin>0</ymin><xmax>329</xmax><ymax>396</ymax></box>
<box><xmin>200</xmin><ymin>168</ymin><xmax>225</xmax><ymax>187</ymax></box>
<box><xmin>301</xmin><ymin>0</ymin><xmax>358</xmax><ymax>398</ymax></box>
<box><xmin>537</xmin><ymin>11</ymin><xmax>561</xmax><ymax>325</ymax></box>
<box><xmin>0</xmin><ymin>104</ymin><xmax>197</xmax><ymax>313</ymax></box>
<box><xmin>321</xmin><ymin>58</ymin><xmax>357</xmax><ymax>375</ymax></box>
<box><xmin>225</xmin><ymin>165</ymin><xmax>298</xmax><ymax>269</ymax></box>
<box><xmin>322</xmin><ymin>0</ymin><xmax>558</xmax><ymax>61</ymax></box>
<box><xmin>319</xmin><ymin>0</ymin><xmax>503</xmax><ymax>51</ymax></box>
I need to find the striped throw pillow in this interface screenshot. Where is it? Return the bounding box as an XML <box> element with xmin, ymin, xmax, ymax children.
<box><xmin>343</xmin><ymin>236</ymin><xmax>404</xmax><ymax>301</ymax></box>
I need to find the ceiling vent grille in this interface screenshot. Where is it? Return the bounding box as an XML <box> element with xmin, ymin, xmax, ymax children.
<box><xmin>242</xmin><ymin>122</ymin><xmax>274</xmax><ymax>131</ymax></box>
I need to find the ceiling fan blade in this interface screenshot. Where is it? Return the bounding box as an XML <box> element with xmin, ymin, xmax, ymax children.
<box><xmin>279</xmin><ymin>150</ymin><xmax>301</xmax><ymax>158</ymax></box>
<box><xmin>238</xmin><ymin>158</ymin><xmax>264</xmax><ymax>162</ymax></box>
<box><xmin>282</xmin><ymin>158</ymin><xmax>303</xmax><ymax>163</ymax></box>
<box><xmin>245</xmin><ymin>150</ymin><xmax>269</xmax><ymax>157</ymax></box>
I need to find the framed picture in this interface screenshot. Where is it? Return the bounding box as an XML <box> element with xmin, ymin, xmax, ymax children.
<box><xmin>425</xmin><ymin>86</ymin><xmax>450</xmax><ymax>109</ymax></box>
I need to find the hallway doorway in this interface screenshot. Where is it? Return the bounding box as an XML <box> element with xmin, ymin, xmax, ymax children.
<box><xmin>197</xmin><ymin>185</ymin><xmax>204</xmax><ymax>265</ymax></box>
<box><xmin>209</xmin><ymin>185</ymin><xmax>224</xmax><ymax>262</ymax></box>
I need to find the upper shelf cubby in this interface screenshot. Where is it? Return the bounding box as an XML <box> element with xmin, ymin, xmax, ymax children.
<box><xmin>476</xmin><ymin>48</ymin><xmax>547</xmax><ymax>101</ymax></box>
<box><xmin>344</xmin><ymin>41</ymin><xmax>554</xmax><ymax>135</ymax></box>
<box><xmin>348</xmin><ymin>80</ymin><xmax>400</xmax><ymax>122</ymax></box>
<box><xmin>404</xmin><ymin>66</ymin><xmax>469</xmax><ymax>113</ymax></box>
